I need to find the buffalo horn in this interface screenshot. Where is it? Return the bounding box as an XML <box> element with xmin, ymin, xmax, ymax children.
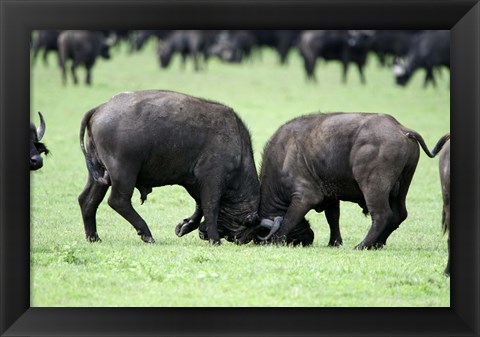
<box><xmin>37</xmin><ymin>111</ymin><xmax>46</xmax><ymax>141</ymax></box>
<box><xmin>257</xmin><ymin>216</ymin><xmax>283</xmax><ymax>241</ymax></box>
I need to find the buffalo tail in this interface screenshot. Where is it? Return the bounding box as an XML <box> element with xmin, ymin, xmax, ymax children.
<box><xmin>79</xmin><ymin>107</ymin><xmax>109</xmax><ymax>185</ymax></box>
<box><xmin>406</xmin><ymin>131</ymin><xmax>450</xmax><ymax>158</ymax></box>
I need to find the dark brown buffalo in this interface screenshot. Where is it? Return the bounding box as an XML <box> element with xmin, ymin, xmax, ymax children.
<box><xmin>297</xmin><ymin>30</ymin><xmax>374</xmax><ymax>84</ymax></box>
<box><xmin>58</xmin><ymin>30</ymin><xmax>111</xmax><ymax>85</ymax></box>
<box><xmin>30</xmin><ymin>112</ymin><xmax>49</xmax><ymax>171</ymax></box>
<box><xmin>157</xmin><ymin>30</ymin><xmax>209</xmax><ymax>71</ymax></box>
<box><xmin>31</xmin><ymin>30</ymin><xmax>61</xmax><ymax>66</ymax></box>
<box><xmin>393</xmin><ymin>30</ymin><xmax>450</xmax><ymax>87</ymax></box>
<box><xmin>78</xmin><ymin>90</ymin><xmax>260</xmax><ymax>244</ymax></box>
<box><xmin>258</xmin><ymin>113</ymin><xmax>450</xmax><ymax>249</ymax></box>
<box><xmin>439</xmin><ymin>139</ymin><xmax>450</xmax><ymax>276</ymax></box>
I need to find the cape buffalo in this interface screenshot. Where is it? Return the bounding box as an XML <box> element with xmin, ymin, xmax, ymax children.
<box><xmin>78</xmin><ymin>90</ymin><xmax>260</xmax><ymax>244</ymax></box>
<box><xmin>31</xmin><ymin>30</ymin><xmax>61</xmax><ymax>66</ymax></box>
<box><xmin>258</xmin><ymin>113</ymin><xmax>450</xmax><ymax>249</ymax></box>
<box><xmin>393</xmin><ymin>30</ymin><xmax>450</xmax><ymax>87</ymax></box>
<box><xmin>369</xmin><ymin>30</ymin><xmax>421</xmax><ymax>67</ymax></box>
<box><xmin>58</xmin><ymin>30</ymin><xmax>111</xmax><ymax>85</ymax></box>
<box><xmin>297</xmin><ymin>30</ymin><xmax>375</xmax><ymax>84</ymax></box>
<box><xmin>157</xmin><ymin>31</ymin><xmax>208</xmax><ymax>71</ymax></box>
<box><xmin>30</xmin><ymin>111</ymin><xmax>49</xmax><ymax>170</ymax></box>
<box><xmin>206</xmin><ymin>30</ymin><xmax>256</xmax><ymax>63</ymax></box>
<box><xmin>439</xmin><ymin>139</ymin><xmax>450</xmax><ymax>275</ymax></box>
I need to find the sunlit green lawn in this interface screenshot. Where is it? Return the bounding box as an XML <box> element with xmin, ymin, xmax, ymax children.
<box><xmin>31</xmin><ymin>40</ymin><xmax>450</xmax><ymax>307</ymax></box>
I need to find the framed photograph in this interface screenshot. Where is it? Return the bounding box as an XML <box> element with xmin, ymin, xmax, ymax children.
<box><xmin>1</xmin><ymin>0</ymin><xmax>478</xmax><ymax>336</ymax></box>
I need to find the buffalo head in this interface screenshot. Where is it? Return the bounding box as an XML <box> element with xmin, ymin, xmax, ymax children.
<box><xmin>30</xmin><ymin>111</ymin><xmax>49</xmax><ymax>170</ymax></box>
<box><xmin>196</xmin><ymin>213</ymin><xmax>314</xmax><ymax>246</ymax></box>
<box><xmin>392</xmin><ymin>58</ymin><xmax>411</xmax><ymax>86</ymax></box>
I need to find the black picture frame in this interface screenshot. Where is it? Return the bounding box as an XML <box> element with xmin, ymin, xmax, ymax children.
<box><xmin>1</xmin><ymin>0</ymin><xmax>478</xmax><ymax>336</ymax></box>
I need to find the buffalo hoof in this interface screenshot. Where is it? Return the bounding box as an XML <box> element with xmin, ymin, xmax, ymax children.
<box><xmin>141</xmin><ymin>235</ymin><xmax>155</xmax><ymax>244</ymax></box>
<box><xmin>86</xmin><ymin>234</ymin><xmax>101</xmax><ymax>242</ymax></box>
<box><xmin>209</xmin><ymin>238</ymin><xmax>221</xmax><ymax>245</ymax></box>
<box><xmin>270</xmin><ymin>234</ymin><xmax>287</xmax><ymax>245</ymax></box>
<box><xmin>328</xmin><ymin>239</ymin><xmax>343</xmax><ymax>247</ymax></box>
<box><xmin>354</xmin><ymin>242</ymin><xmax>384</xmax><ymax>250</ymax></box>
<box><xmin>175</xmin><ymin>219</ymin><xmax>197</xmax><ymax>237</ymax></box>
<box><xmin>199</xmin><ymin>230</ymin><xmax>208</xmax><ymax>240</ymax></box>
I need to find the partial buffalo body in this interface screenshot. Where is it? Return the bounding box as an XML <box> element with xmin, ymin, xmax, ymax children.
<box><xmin>206</xmin><ymin>30</ymin><xmax>256</xmax><ymax>63</ymax></box>
<box><xmin>157</xmin><ymin>31</ymin><xmax>210</xmax><ymax>71</ymax></box>
<box><xmin>252</xmin><ymin>30</ymin><xmax>302</xmax><ymax>64</ymax></box>
<box><xmin>31</xmin><ymin>30</ymin><xmax>61</xmax><ymax>66</ymax></box>
<box><xmin>58</xmin><ymin>30</ymin><xmax>111</xmax><ymax>85</ymax></box>
<box><xmin>439</xmin><ymin>139</ymin><xmax>450</xmax><ymax>276</ymax></box>
<box><xmin>393</xmin><ymin>30</ymin><xmax>450</xmax><ymax>87</ymax></box>
<box><xmin>370</xmin><ymin>30</ymin><xmax>420</xmax><ymax>66</ymax></box>
<box><xmin>258</xmin><ymin>113</ymin><xmax>450</xmax><ymax>248</ymax></box>
<box><xmin>79</xmin><ymin>90</ymin><xmax>260</xmax><ymax>244</ymax></box>
<box><xmin>30</xmin><ymin>112</ymin><xmax>49</xmax><ymax>170</ymax></box>
<box><xmin>298</xmin><ymin>30</ymin><xmax>374</xmax><ymax>84</ymax></box>
<box><xmin>132</xmin><ymin>30</ymin><xmax>172</xmax><ymax>52</ymax></box>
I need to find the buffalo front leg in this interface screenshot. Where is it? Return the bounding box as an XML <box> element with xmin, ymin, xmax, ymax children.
<box><xmin>175</xmin><ymin>202</ymin><xmax>203</xmax><ymax>237</ymax></box>
<box><xmin>271</xmin><ymin>196</ymin><xmax>316</xmax><ymax>245</ymax></box>
<box><xmin>325</xmin><ymin>201</ymin><xmax>343</xmax><ymax>246</ymax></box>
<box><xmin>78</xmin><ymin>175</ymin><xmax>109</xmax><ymax>242</ymax></box>
<box><xmin>85</xmin><ymin>61</ymin><xmax>94</xmax><ymax>85</ymax></box>
<box><xmin>357</xmin><ymin>63</ymin><xmax>366</xmax><ymax>85</ymax></box>
<box><xmin>341</xmin><ymin>61</ymin><xmax>349</xmax><ymax>84</ymax></box>
<box><xmin>199</xmin><ymin>177</ymin><xmax>224</xmax><ymax>245</ymax></box>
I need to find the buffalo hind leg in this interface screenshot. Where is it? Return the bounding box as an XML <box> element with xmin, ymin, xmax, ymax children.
<box><xmin>375</xmin><ymin>195</ymin><xmax>408</xmax><ymax>247</ymax></box>
<box><xmin>78</xmin><ymin>175</ymin><xmax>109</xmax><ymax>242</ymax></box>
<box><xmin>175</xmin><ymin>202</ymin><xmax>203</xmax><ymax>237</ymax></box>
<box><xmin>325</xmin><ymin>201</ymin><xmax>343</xmax><ymax>246</ymax></box>
<box><xmin>375</xmin><ymin>168</ymin><xmax>415</xmax><ymax>247</ymax></box>
<box><xmin>355</xmin><ymin>192</ymin><xmax>392</xmax><ymax>250</ymax></box>
<box><xmin>107</xmin><ymin>170</ymin><xmax>154</xmax><ymax>243</ymax></box>
<box><xmin>70</xmin><ymin>60</ymin><xmax>80</xmax><ymax>85</ymax></box>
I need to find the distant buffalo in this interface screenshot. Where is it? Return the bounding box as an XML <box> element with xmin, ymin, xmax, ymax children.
<box><xmin>31</xmin><ymin>30</ymin><xmax>61</xmax><ymax>66</ymax></box>
<box><xmin>439</xmin><ymin>138</ymin><xmax>450</xmax><ymax>276</ymax></box>
<box><xmin>206</xmin><ymin>30</ymin><xmax>256</xmax><ymax>63</ymax></box>
<box><xmin>58</xmin><ymin>30</ymin><xmax>111</xmax><ymax>85</ymax></box>
<box><xmin>393</xmin><ymin>30</ymin><xmax>450</xmax><ymax>87</ymax></box>
<box><xmin>298</xmin><ymin>30</ymin><xmax>375</xmax><ymax>84</ymax></box>
<box><xmin>79</xmin><ymin>90</ymin><xmax>260</xmax><ymax>244</ymax></box>
<box><xmin>257</xmin><ymin>113</ymin><xmax>450</xmax><ymax>249</ymax></box>
<box><xmin>370</xmin><ymin>30</ymin><xmax>421</xmax><ymax>66</ymax></box>
<box><xmin>30</xmin><ymin>112</ymin><xmax>49</xmax><ymax>170</ymax></box>
<box><xmin>157</xmin><ymin>31</ymin><xmax>208</xmax><ymax>71</ymax></box>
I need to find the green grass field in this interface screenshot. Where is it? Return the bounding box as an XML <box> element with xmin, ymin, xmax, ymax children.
<box><xmin>31</xmin><ymin>40</ymin><xmax>450</xmax><ymax>307</ymax></box>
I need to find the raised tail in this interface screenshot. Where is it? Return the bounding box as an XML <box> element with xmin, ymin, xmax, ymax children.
<box><xmin>80</xmin><ymin>107</ymin><xmax>109</xmax><ymax>185</ymax></box>
<box><xmin>406</xmin><ymin>131</ymin><xmax>450</xmax><ymax>158</ymax></box>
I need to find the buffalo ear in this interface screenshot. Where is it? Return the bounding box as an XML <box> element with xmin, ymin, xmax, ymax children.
<box><xmin>37</xmin><ymin>111</ymin><xmax>46</xmax><ymax>141</ymax></box>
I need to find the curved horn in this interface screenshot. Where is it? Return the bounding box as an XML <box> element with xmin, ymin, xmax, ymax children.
<box><xmin>36</xmin><ymin>111</ymin><xmax>46</xmax><ymax>141</ymax></box>
<box><xmin>257</xmin><ymin>216</ymin><xmax>283</xmax><ymax>241</ymax></box>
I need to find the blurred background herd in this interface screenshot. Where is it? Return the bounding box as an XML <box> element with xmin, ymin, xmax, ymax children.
<box><xmin>31</xmin><ymin>30</ymin><xmax>450</xmax><ymax>88</ymax></box>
